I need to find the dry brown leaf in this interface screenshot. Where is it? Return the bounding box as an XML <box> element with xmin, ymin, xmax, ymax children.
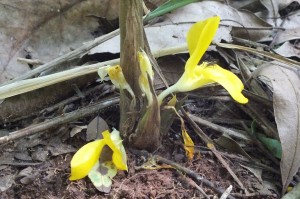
<box><xmin>274</xmin><ymin>41</ymin><xmax>300</xmax><ymax>58</ymax></box>
<box><xmin>0</xmin><ymin>0</ymin><xmax>118</xmax><ymax>83</ymax></box>
<box><xmin>86</xmin><ymin>116</ymin><xmax>109</xmax><ymax>141</ymax></box>
<box><xmin>255</xmin><ymin>62</ymin><xmax>300</xmax><ymax>193</ymax></box>
<box><xmin>182</xmin><ymin>128</ymin><xmax>194</xmax><ymax>160</ymax></box>
<box><xmin>91</xmin><ymin>1</ymin><xmax>273</xmax><ymax>54</ymax></box>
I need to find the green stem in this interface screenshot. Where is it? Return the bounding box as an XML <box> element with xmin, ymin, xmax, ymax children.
<box><xmin>157</xmin><ymin>84</ymin><xmax>178</xmax><ymax>105</ymax></box>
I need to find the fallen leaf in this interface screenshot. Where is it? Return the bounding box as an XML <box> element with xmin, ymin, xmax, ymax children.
<box><xmin>17</xmin><ymin>167</ymin><xmax>33</xmax><ymax>178</ymax></box>
<box><xmin>274</xmin><ymin>41</ymin><xmax>300</xmax><ymax>58</ymax></box>
<box><xmin>70</xmin><ymin>125</ymin><xmax>87</xmax><ymax>137</ymax></box>
<box><xmin>240</xmin><ymin>164</ymin><xmax>263</xmax><ymax>183</ymax></box>
<box><xmin>256</xmin><ymin>133</ymin><xmax>282</xmax><ymax>159</ymax></box>
<box><xmin>255</xmin><ymin>62</ymin><xmax>300</xmax><ymax>193</ymax></box>
<box><xmin>214</xmin><ymin>133</ymin><xmax>252</xmax><ymax>160</ymax></box>
<box><xmin>0</xmin><ymin>0</ymin><xmax>119</xmax><ymax>83</ymax></box>
<box><xmin>0</xmin><ymin>174</ymin><xmax>14</xmax><ymax>192</ymax></box>
<box><xmin>86</xmin><ymin>116</ymin><xmax>109</xmax><ymax>141</ymax></box>
<box><xmin>274</xmin><ymin>27</ymin><xmax>300</xmax><ymax>45</ymax></box>
<box><xmin>182</xmin><ymin>127</ymin><xmax>194</xmax><ymax>160</ymax></box>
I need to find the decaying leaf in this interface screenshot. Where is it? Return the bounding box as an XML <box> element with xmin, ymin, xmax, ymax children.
<box><xmin>92</xmin><ymin>1</ymin><xmax>276</xmax><ymax>56</ymax></box>
<box><xmin>0</xmin><ymin>174</ymin><xmax>14</xmax><ymax>192</ymax></box>
<box><xmin>0</xmin><ymin>0</ymin><xmax>119</xmax><ymax>83</ymax></box>
<box><xmin>86</xmin><ymin>116</ymin><xmax>109</xmax><ymax>141</ymax></box>
<box><xmin>215</xmin><ymin>134</ymin><xmax>252</xmax><ymax>160</ymax></box>
<box><xmin>240</xmin><ymin>164</ymin><xmax>263</xmax><ymax>184</ymax></box>
<box><xmin>181</xmin><ymin>127</ymin><xmax>194</xmax><ymax>160</ymax></box>
<box><xmin>255</xmin><ymin>62</ymin><xmax>300</xmax><ymax>193</ymax></box>
<box><xmin>274</xmin><ymin>42</ymin><xmax>300</xmax><ymax>59</ymax></box>
<box><xmin>70</xmin><ymin>125</ymin><xmax>87</xmax><ymax>137</ymax></box>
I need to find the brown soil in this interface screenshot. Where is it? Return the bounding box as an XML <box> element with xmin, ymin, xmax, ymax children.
<box><xmin>0</xmin><ymin>89</ymin><xmax>280</xmax><ymax>199</ymax></box>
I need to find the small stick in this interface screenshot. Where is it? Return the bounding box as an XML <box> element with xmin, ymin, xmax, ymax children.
<box><xmin>231</xmin><ymin>192</ymin><xmax>277</xmax><ymax>198</ymax></box>
<box><xmin>220</xmin><ymin>185</ymin><xmax>233</xmax><ymax>199</ymax></box>
<box><xmin>242</xmin><ymin>90</ymin><xmax>273</xmax><ymax>109</ymax></box>
<box><xmin>187</xmin><ymin>114</ymin><xmax>251</xmax><ymax>141</ymax></box>
<box><xmin>200</xmin><ymin>150</ymin><xmax>280</xmax><ymax>175</ymax></box>
<box><xmin>40</xmin><ymin>84</ymin><xmax>112</xmax><ymax>114</ymax></box>
<box><xmin>17</xmin><ymin>58</ymin><xmax>44</xmax><ymax>66</ymax></box>
<box><xmin>154</xmin><ymin>155</ymin><xmax>236</xmax><ymax>199</ymax></box>
<box><xmin>176</xmin><ymin>170</ymin><xmax>210</xmax><ymax>199</ymax></box>
<box><xmin>238</xmin><ymin>104</ymin><xmax>278</xmax><ymax>139</ymax></box>
<box><xmin>0</xmin><ymin>97</ymin><xmax>119</xmax><ymax>145</ymax></box>
<box><xmin>180</xmin><ymin>108</ymin><xmax>248</xmax><ymax>194</ymax></box>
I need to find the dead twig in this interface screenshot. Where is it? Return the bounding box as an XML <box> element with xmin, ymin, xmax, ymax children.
<box><xmin>17</xmin><ymin>58</ymin><xmax>44</xmax><ymax>66</ymax></box>
<box><xmin>220</xmin><ymin>185</ymin><xmax>233</xmax><ymax>199</ymax></box>
<box><xmin>180</xmin><ymin>108</ymin><xmax>248</xmax><ymax>194</ymax></box>
<box><xmin>199</xmin><ymin>150</ymin><xmax>280</xmax><ymax>175</ymax></box>
<box><xmin>0</xmin><ymin>97</ymin><xmax>119</xmax><ymax>145</ymax></box>
<box><xmin>231</xmin><ymin>192</ymin><xmax>277</xmax><ymax>198</ymax></box>
<box><xmin>242</xmin><ymin>90</ymin><xmax>273</xmax><ymax>109</ymax></box>
<box><xmin>154</xmin><ymin>155</ymin><xmax>236</xmax><ymax>199</ymax></box>
<box><xmin>238</xmin><ymin>103</ymin><xmax>278</xmax><ymax>139</ymax></box>
<box><xmin>187</xmin><ymin>114</ymin><xmax>251</xmax><ymax>141</ymax></box>
<box><xmin>176</xmin><ymin>170</ymin><xmax>210</xmax><ymax>199</ymax></box>
<box><xmin>40</xmin><ymin>84</ymin><xmax>114</xmax><ymax>115</ymax></box>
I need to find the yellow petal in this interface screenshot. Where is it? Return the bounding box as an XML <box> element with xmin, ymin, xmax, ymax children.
<box><xmin>138</xmin><ymin>50</ymin><xmax>154</xmax><ymax>79</ymax></box>
<box><xmin>107</xmin><ymin>65</ymin><xmax>126</xmax><ymax>89</ymax></box>
<box><xmin>69</xmin><ymin>139</ymin><xmax>106</xmax><ymax>180</ymax></box>
<box><xmin>186</xmin><ymin>16</ymin><xmax>220</xmax><ymax>71</ymax></box>
<box><xmin>182</xmin><ymin>128</ymin><xmax>194</xmax><ymax>160</ymax></box>
<box><xmin>97</xmin><ymin>66</ymin><xmax>110</xmax><ymax>82</ymax></box>
<box><xmin>139</xmin><ymin>75</ymin><xmax>153</xmax><ymax>105</ymax></box>
<box><xmin>102</xmin><ymin>130</ymin><xmax>128</xmax><ymax>170</ymax></box>
<box><xmin>105</xmin><ymin>65</ymin><xmax>135</xmax><ymax>98</ymax></box>
<box><xmin>200</xmin><ymin>63</ymin><xmax>248</xmax><ymax>104</ymax></box>
<box><xmin>138</xmin><ymin>50</ymin><xmax>154</xmax><ymax>105</ymax></box>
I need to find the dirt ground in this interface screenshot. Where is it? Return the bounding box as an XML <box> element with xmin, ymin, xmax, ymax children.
<box><xmin>0</xmin><ymin>95</ymin><xmax>280</xmax><ymax>198</ymax></box>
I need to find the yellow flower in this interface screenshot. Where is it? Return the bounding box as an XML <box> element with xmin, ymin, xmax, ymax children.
<box><xmin>69</xmin><ymin>129</ymin><xmax>127</xmax><ymax>181</ymax></box>
<box><xmin>157</xmin><ymin>16</ymin><xmax>248</xmax><ymax>104</ymax></box>
<box><xmin>138</xmin><ymin>50</ymin><xmax>154</xmax><ymax>105</ymax></box>
<box><xmin>98</xmin><ymin>65</ymin><xmax>135</xmax><ymax>99</ymax></box>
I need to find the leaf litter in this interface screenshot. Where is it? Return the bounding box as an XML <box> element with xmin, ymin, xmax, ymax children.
<box><xmin>1</xmin><ymin>0</ymin><xmax>300</xmax><ymax>198</ymax></box>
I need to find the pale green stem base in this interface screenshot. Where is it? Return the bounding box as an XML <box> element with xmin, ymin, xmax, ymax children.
<box><xmin>157</xmin><ymin>84</ymin><xmax>178</xmax><ymax>105</ymax></box>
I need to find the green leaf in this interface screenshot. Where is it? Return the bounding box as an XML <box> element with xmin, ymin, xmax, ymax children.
<box><xmin>88</xmin><ymin>161</ymin><xmax>117</xmax><ymax>193</ymax></box>
<box><xmin>144</xmin><ymin>0</ymin><xmax>199</xmax><ymax>22</ymax></box>
<box><xmin>251</xmin><ymin>121</ymin><xmax>282</xmax><ymax>159</ymax></box>
<box><xmin>257</xmin><ymin>133</ymin><xmax>282</xmax><ymax>159</ymax></box>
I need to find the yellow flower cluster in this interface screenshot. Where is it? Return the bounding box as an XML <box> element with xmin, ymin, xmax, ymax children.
<box><xmin>69</xmin><ymin>129</ymin><xmax>127</xmax><ymax>180</ymax></box>
<box><xmin>70</xmin><ymin>16</ymin><xmax>248</xmax><ymax>181</ymax></box>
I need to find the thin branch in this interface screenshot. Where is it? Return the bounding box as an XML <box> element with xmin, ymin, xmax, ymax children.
<box><xmin>154</xmin><ymin>155</ymin><xmax>236</xmax><ymax>199</ymax></box>
<box><xmin>180</xmin><ymin>108</ymin><xmax>248</xmax><ymax>193</ymax></box>
<box><xmin>0</xmin><ymin>97</ymin><xmax>119</xmax><ymax>145</ymax></box>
